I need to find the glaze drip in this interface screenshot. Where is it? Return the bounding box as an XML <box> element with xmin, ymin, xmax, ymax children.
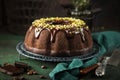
<box><xmin>34</xmin><ymin>27</ymin><xmax>58</xmax><ymax>43</ymax></box>
<box><xmin>50</xmin><ymin>29</ymin><xmax>58</xmax><ymax>42</ymax></box>
<box><xmin>35</xmin><ymin>27</ymin><xmax>85</xmax><ymax>43</ymax></box>
<box><xmin>35</xmin><ymin>27</ymin><xmax>43</xmax><ymax>38</ymax></box>
<box><xmin>80</xmin><ymin>28</ymin><xmax>85</xmax><ymax>41</ymax></box>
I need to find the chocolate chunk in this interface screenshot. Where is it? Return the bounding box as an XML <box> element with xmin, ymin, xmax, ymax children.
<box><xmin>27</xmin><ymin>69</ymin><xmax>37</xmax><ymax>75</ymax></box>
<box><xmin>19</xmin><ymin>76</ymin><xmax>27</xmax><ymax>80</ymax></box>
<box><xmin>15</xmin><ymin>62</ymin><xmax>29</xmax><ymax>69</ymax></box>
<box><xmin>41</xmin><ymin>65</ymin><xmax>47</xmax><ymax>69</ymax></box>
<box><xmin>0</xmin><ymin>67</ymin><xmax>7</xmax><ymax>73</ymax></box>
<box><xmin>3</xmin><ymin>62</ymin><xmax>10</xmax><ymax>66</ymax></box>
<box><xmin>6</xmin><ymin>71</ymin><xmax>13</xmax><ymax>76</ymax></box>
<box><xmin>13</xmin><ymin>76</ymin><xmax>20</xmax><ymax>80</ymax></box>
<box><xmin>40</xmin><ymin>75</ymin><xmax>46</xmax><ymax>79</ymax></box>
<box><xmin>13</xmin><ymin>76</ymin><xmax>27</xmax><ymax>80</ymax></box>
<box><xmin>32</xmin><ymin>71</ymin><xmax>38</xmax><ymax>75</ymax></box>
<box><xmin>27</xmin><ymin>70</ymin><xmax>33</xmax><ymax>75</ymax></box>
<box><xmin>0</xmin><ymin>64</ymin><xmax>24</xmax><ymax>76</ymax></box>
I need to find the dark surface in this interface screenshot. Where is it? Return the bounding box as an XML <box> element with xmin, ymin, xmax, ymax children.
<box><xmin>79</xmin><ymin>65</ymin><xmax>120</xmax><ymax>80</ymax></box>
<box><xmin>0</xmin><ymin>30</ymin><xmax>120</xmax><ymax>80</ymax></box>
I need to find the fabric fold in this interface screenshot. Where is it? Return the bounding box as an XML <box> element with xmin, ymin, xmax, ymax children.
<box><xmin>49</xmin><ymin>31</ymin><xmax>120</xmax><ymax>80</ymax></box>
<box><xmin>49</xmin><ymin>59</ymin><xmax>83</xmax><ymax>80</ymax></box>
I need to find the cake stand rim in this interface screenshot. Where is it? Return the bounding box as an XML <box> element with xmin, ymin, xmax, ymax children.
<box><xmin>16</xmin><ymin>42</ymin><xmax>100</xmax><ymax>62</ymax></box>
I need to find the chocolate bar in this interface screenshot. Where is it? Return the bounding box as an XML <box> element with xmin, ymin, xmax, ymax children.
<box><xmin>15</xmin><ymin>61</ymin><xmax>29</xmax><ymax>69</ymax></box>
<box><xmin>80</xmin><ymin>64</ymin><xmax>99</xmax><ymax>74</ymax></box>
<box><xmin>0</xmin><ymin>64</ymin><xmax>24</xmax><ymax>76</ymax></box>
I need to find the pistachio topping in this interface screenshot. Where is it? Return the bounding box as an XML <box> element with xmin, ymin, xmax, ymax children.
<box><xmin>32</xmin><ymin>17</ymin><xmax>87</xmax><ymax>30</ymax></box>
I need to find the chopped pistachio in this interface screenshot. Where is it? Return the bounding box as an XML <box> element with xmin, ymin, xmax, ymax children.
<box><xmin>32</xmin><ymin>17</ymin><xmax>87</xmax><ymax>30</ymax></box>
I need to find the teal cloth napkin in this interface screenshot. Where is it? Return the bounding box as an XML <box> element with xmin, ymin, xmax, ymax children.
<box><xmin>49</xmin><ymin>31</ymin><xmax>120</xmax><ymax>80</ymax></box>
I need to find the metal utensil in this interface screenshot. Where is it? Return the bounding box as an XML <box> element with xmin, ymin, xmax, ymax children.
<box><xmin>95</xmin><ymin>57</ymin><xmax>110</xmax><ymax>76</ymax></box>
<box><xmin>95</xmin><ymin>49</ymin><xmax>120</xmax><ymax>76</ymax></box>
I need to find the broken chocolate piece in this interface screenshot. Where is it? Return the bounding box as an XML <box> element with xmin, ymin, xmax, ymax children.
<box><xmin>3</xmin><ymin>62</ymin><xmax>10</xmax><ymax>66</ymax></box>
<box><xmin>15</xmin><ymin>62</ymin><xmax>29</xmax><ymax>69</ymax></box>
<box><xmin>80</xmin><ymin>64</ymin><xmax>99</xmax><ymax>74</ymax></box>
<box><xmin>0</xmin><ymin>67</ymin><xmax>7</xmax><ymax>73</ymax></box>
<box><xmin>0</xmin><ymin>64</ymin><xmax>24</xmax><ymax>76</ymax></box>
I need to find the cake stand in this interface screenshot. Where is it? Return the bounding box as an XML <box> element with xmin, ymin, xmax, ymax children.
<box><xmin>16</xmin><ymin>42</ymin><xmax>100</xmax><ymax>62</ymax></box>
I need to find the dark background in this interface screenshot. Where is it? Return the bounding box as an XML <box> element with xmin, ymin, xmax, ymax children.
<box><xmin>0</xmin><ymin>0</ymin><xmax>120</xmax><ymax>35</ymax></box>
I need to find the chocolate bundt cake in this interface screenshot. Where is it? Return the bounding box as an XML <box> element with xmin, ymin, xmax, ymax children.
<box><xmin>24</xmin><ymin>17</ymin><xmax>93</xmax><ymax>56</ymax></box>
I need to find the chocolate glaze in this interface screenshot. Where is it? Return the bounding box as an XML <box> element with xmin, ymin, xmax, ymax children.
<box><xmin>34</xmin><ymin>20</ymin><xmax>86</xmax><ymax>43</ymax></box>
<box><xmin>35</xmin><ymin>27</ymin><xmax>43</xmax><ymax>38</ymax></box>
<box><xmin>34</xmin><ymin>27</ymin><xmax>86</xmax><ymax>43</ymax></box>
<box><xmin>35</xmin><ymin>28</ymin><xmax>58</xmax><ymax>42</ymax></box>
